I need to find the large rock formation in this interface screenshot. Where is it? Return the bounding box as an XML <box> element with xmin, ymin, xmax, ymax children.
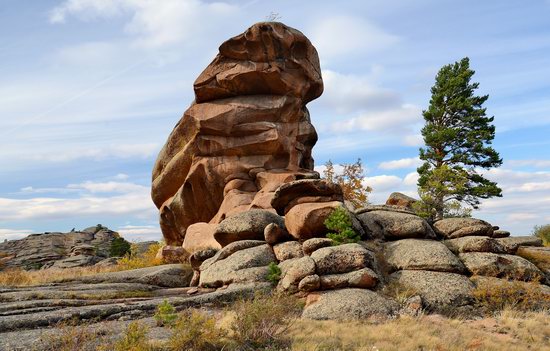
<box><xmin>149</xmin><ymin>21</ymin><xmax>550</xmax><ymax>322</ymax></box>
<box><xmin>0</xmin><ymin>225</ymin><xmax>128</xmax><ymax>270</ymax></box>
<box><xmin>152</xmin><ymin>22</ymin><xmax>325</xmax><ymax>247</ymax></box>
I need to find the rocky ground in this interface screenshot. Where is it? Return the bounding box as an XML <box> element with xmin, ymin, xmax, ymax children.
<box><xmin>0</xmin><ymin>264</ymin><xmax>267</xmax><ymax>350</ymax></box>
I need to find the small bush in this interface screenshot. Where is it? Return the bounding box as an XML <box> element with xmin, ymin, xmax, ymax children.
<box><xmin>111</xmin><ymin>321</ymin><xmax>153</xmax><ymax>351</ymax></box>
<box><xmin>117</xmin><ymin>242</ymin><xmax>163</xmax><ymax>270</ymax></box>
<box><xmin>266</xmin><ymin>262</ymin><xmax>281</xmax><ymax>285</ymax></box>
<box><xmin>154</xmin><ymin>300</ymin><xmax>178</xmax><ymax>327</ymax></box>
<box><xmin>167</xmin><ymin>309</ymin><xmax>227</xmax><ymax>351</ymax></box>
<box><xmin>381</xmin><ymin>280</ymin><xmax>419</xmax><ymax>305</ymax></box>
<box><xmin>532</xmin><ymin>224</ymin><xmax>550</xmax><ymax>246</ymax></box>
<box><xmin>228</xmin><ymin>291</ymin><xmax>302</xmax><ymax>350</ymax></box>
<box><xmin>110</xmin><ymin>237</ymin><xmax>132</xmax><ymax>257</ymax></box>
<box><xmin>472</xmin><ymin>277</ymin><xmax>550</xmax><ymax>313</ymax></box>
<box><xmin>36</xmin><ymin>322</ymin><xmax>109</xmax><ymax>351</ymax></box>
<box><xmin>324</xmin><ymin>207</ymin><xmax>361</xmax><ymax>245</ymax></box>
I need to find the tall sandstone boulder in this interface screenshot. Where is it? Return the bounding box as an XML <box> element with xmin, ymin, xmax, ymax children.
<box><xmin>151</xmin><ymin>22</ymin><xmax>325</xmax><ymax>246</ymax></box>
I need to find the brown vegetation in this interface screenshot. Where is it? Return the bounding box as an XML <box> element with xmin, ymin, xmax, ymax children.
<box><xmin>0</xmin><ymin>242</ymin><xmax>163</xmax><ymax>287</ymax></box>
<box><xmin>323</xmin><ymin>159</ymin><xmax>372</xmax><ymax>209</ymax></box>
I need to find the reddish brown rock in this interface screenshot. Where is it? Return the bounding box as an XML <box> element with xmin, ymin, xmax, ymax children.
<box><xmin>271</xmin><ymin>179</ymin><xmax>343</xmax><ymax>215</ymax></box>
<box><xmin>284</xmin><ymin>201</ymin><xmax>343</xmax><ymax>241</ymax></box>
<box><xmin>264</xmin><ymin>223</ymin><xmax>292</xmax><ymax>245</ymax></box>
<box><xmin>194</xmin><ymin>22</ymin><xmax>323</xmax><ymax>104</ymax></box>
<box><xmin>155</xmin><ymin>245</ymin><xmax>187</xmax><ymax>264</ymax></box>
<box><xmin>385</xmin><ymin>192</ymin><xmax>418</xmax><ymax>209</ymax></box>
<box><xmin>151</xmin><ymin>22</ymin><xmax>323</xmax><ymax>246</ymax></box>
<box><xmin>182</xmin><ymin>223</ymin><xmax>221</xmax><ymax>255</ymax></box>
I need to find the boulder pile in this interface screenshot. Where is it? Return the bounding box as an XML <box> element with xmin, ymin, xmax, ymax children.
<box><xmin>152</xmin><ymin>22</ymin><xmax>550</xmax><ymax>320</ymax></box>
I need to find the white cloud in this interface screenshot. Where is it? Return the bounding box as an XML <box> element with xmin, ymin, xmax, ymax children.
<box><xmin>309</xmin><ymin>15</ymin><xmax>399</xmax><ymax>59</ymax></box>
<box><xmin>320</xmin><ymin>70</ymin><xmax>401</xmax><ymax>114</ymax></box>
<box><xmin>49</xmin><ymin>0</ymin><xmax>239</xmax><ymax>48</ymax></box>
<box><xmin>0</xmin><ymin>229</ymin><xmax>34</xmax><ymax>241</ymax></box>
<box><xmin>20</xmin><ymin>143</ymin><xmax>159</xmax><ymax>163</ymax></box>
<box><xmin>507</xmin><ymin>159</ymin><xmax>550</xmax><ymax>169</ymax></box>
<box><xmin>506</xmin><ymin>213</ymin><xmax>539</xmax><ymax>222</ymax></box>
<box><xmin>0</xmin><ymin>179</ymin><xmax>155</xmax><ymax>221</ymax></box>
<box><xmin>364</xmin><ymin>175</ymin><xmax>403</xmax><ymax>192</ymax></box>
<box><xmin>114</xmin><ymin>173</ymin><xmax>129</xmax><ymax>180</ymax></box>
<box><xmin>68</xmin><ymin>181</ymin><xmax>147</xmax><ymax>193</ymax></box>
<box><xmin>330</xmin><ymin>104</ymin><xmax>422</xmax><ymax>134</ymax></box>
<box><xmin>403</xmin><ymin>172</ymin><xmax>419</xmax><ymax>186</ymax></box>
<box><xmin>379</xmin><ymin>157</ymin><xmax>422</xmax><ymax>170</ymax></box>
<box><xmin>403</xmin><ymin>134</ymin><xmax>424</xmax><ymax>147</ymax></box>
<box><xmin>314</xmin><ymin>163</ymin><xmax>345</xmax><ymax>177</ymax></box>
<box><xmin>117</xmin><ymin>225</ymin><xmax>161</xmax><ymax>242</ymax></box>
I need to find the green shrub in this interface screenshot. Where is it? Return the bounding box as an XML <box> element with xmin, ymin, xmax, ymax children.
<box><xmin>324</xmin><ymin>207</ymin><xmax>360</xmax><ymax>245</ymax></box>
<box><xmin>532</xmin><ymin>224</ymin><xmax>550</xmax><ymax>246</ymax></box>
<box><xmin>228</xmin><ymin>291</ymin><xmax>302</xmax><ymax>350</ymax></box>
<box><xmin>266</xmin><ymin>262</ymin><xmax>281</xmax><ymax>285</ymax></box>
<box><xmin>154</xmin><ymin>300</ymin><xmax>178</xmax><ymax>327</ymax></box>
<box><xmin>110</xmin><ymin>237</ymin><xmax>132</xmax><ymax>257</ymax></box>
<box><xmin>167</xmin><ymin>309</ymin><xmax>227</xmax><ymax>351</ymax></box>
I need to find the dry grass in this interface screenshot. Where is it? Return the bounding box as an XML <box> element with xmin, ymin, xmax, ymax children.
<box><xmin>224</xmin><ymin>292</ymin><xmax>302</xmax><ymax>350</ymax></box>
<box><xmin>0</xmin><ymin>242</ymin><xmax>164</xmax><ymax>287</ymax></box>
<box><xmin>0</xmin><ymin>265</ymin><xmax>119</xmax><ymax>287</ymax></box>
<box><xmin>516</xmin><ymin>247</ymin><xmax>550</xmax><ymax>271</ymax></box>
<box><xmin>34</xmin><ymin>321</ymin><xmax>111</xmax><ymax>351</ymax></box>
<box><xmin>471</xmin><ymin>276</ymin><xmax>550</xmax><ymax>312</ymax></box>
<box><xmin>289</xmin><ymin>309</ymin><xmax>550</xmax><ymax>351</ymax></box>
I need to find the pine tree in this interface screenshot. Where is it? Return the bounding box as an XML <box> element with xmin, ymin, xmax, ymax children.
<box><xmin>417</xmin><ymin>57</ymin><xmax>502</xmax><ymax>220</ymax></box>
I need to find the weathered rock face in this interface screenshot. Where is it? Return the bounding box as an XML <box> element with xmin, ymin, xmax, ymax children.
<box><xmin>384</xmin><ymin>239</ymin><xmax>466</xmax><ymax>274</ymax></box>
<box><xmin>302</xmin><ymin>288</ymin><xmax>399</xmax><ymax>320</ymax></box>
<box><xmin>459</xmin><ymin>252</ymin><xmax>544</xmax><ymax>281</ymax></box>
<box><xmin>389</xmin><ymin>270</ymin><xmax>474</xmax><ymax>311</ymax></box>
<box><xmin>433</xmin><ymin>218</ymin><xmax>493</xmax><ymax>239</ymax></box>
<box><xmin>151</xmin><ymin>22</ymin><xmax>324</xmax><ymax>246</ymax></box>
<box><xmin>0</xmin><ymin>225</ymin><xmax>125</xmax><ymax>270</ymax></box>
<box><xmin>385</xmin><ymin>192</ymin><xmax>418</xmax><ymax>209</ymax></box>
<box><xmin>356</xmin><ymin>209</ymin><xmax>436</xmax><ymax>240</ymax></box>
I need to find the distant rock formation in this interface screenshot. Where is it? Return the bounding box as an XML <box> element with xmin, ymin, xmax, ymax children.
<box><xmin>152</xmin><ymin>22</ymin><xmax>325</xmax><ymax>247</ymax></box>
<box><xmin>0</xmin><ymin>225</ymin><xmax>129</xmax><ymax>270</ymax></box>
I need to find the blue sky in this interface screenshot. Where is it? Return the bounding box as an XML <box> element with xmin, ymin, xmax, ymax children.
<box><xmin>1</xmin><ymin>0</ymin><xmax>550</xmax><ymax>241</ymax></box>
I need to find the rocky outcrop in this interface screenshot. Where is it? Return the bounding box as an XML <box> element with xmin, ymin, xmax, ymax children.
<box><xmin>270</xmin><ymin>179</ymin><xmax>343</xmax><ymax>215</ymax></box>
<box><xmin>151</xmin><ymin>22</ymin><xmax>324</xmax><ymax>246</ymax></box>
<box><xmin>384</xmin><ymin>239</ymin><xmax>466</xmax><ymax>273</ymax></box>
<box><xmin>444</xmin><ymin>236</ymin><xmax>505</xmax><ymax>254</ymax></box>
<box><xmin>310</xmin><ymin>243</ymin><xmax>374</xmax><ymax>275</ymax></box>
<box><xmin>389</xmin><ymin>270</ymin><xmax>474</xmax><ymax>311</ymax></box>
<box><xmin>0</xmin><ymin>225</ymin><xmax>128</xmax><ymax>270</ymax></box>
<box><xmin>459</xmin><ymin>252</ymin><xmax>544</xmax><ymax>281</ymax></box>
<box><xmin>302</xmin><ymin>288</ymin><xmax>399</xmax><ymax>320</ymax></box>
<box><xmin>385</xmin><ymin>192</ymin><xmax>418</xmax><ymax>209</ymax></box>
<box><xmin>142</xmin><ymin>21</ymin><xmax>550</xmax><ymax>323</ymax></box>
<box><xmin>496</xmin><ymin>236</ymin><xmax>543</xmax><ymax>254</ymax></box>
<box><xmin>199</xmin><ymin>242</ymin><xmax>275</xmax><ymax>288</ymax></box>
<box><xmin>356</xmin><ymin>209</ymin><xmax>436</xmax><ymax>240</ymax></box>
<box><xmin>433</xmin><ymin>218</ymin><xmax>493</xmax><ymax>239</ymax></box>
<box><xmin>213</xmin><ymin>210</ymin><xmax>284</xmax><ymax>247</ymax></box>
<box><xmin>284</xmin><ymin>201</ymin><xmax>342</xmax><ymax>241</ymax></box>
